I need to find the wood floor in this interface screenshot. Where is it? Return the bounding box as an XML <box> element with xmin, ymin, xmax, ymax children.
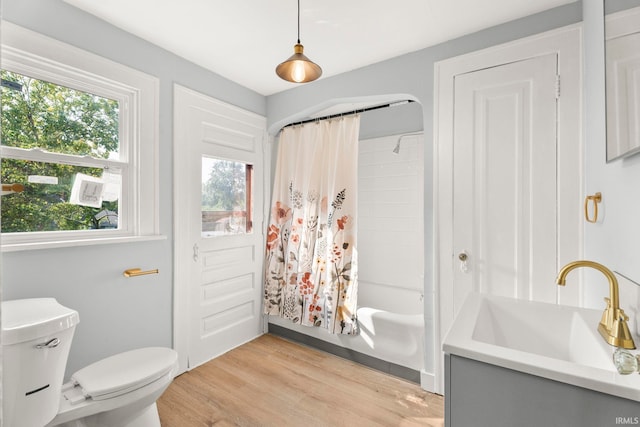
<box><xmin>157</xmin><ymin>334</ymin><xmax>444</xmax><ymax>427</ymax></box>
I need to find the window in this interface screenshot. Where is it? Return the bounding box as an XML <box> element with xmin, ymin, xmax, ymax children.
<box><xmin>1</xmin><ymin>71</ymin><xmax>121</xmax><ymax>233</ymax></box>
<box><xmin>1</xmin><ymin>23</ymin><xmax>159</xmax><ymax>251</ymax></box>
<box><xmin>201</xmin><ymin>157</ymin><xmax>254</xmax><ymax>236</ymax></box>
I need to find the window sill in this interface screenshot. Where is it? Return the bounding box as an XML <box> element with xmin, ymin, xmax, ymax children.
<box><xmin>1</xmin><ymin>234</ymin><xmax>167</xmax><ymax>253</ymax></box>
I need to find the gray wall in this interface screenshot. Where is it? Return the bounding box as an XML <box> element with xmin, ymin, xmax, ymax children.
<box><xmin>1</xmin><ymin>0</ymin><xmax>265</xmax><ymax>378</ymax></box>
<box><xmin>266</xmin><ymin>2</ymin><xmax>583</xmax><ymax>375</ymax></box>
<box><xmin>1</xmin><ymin>0</ymin><xmax>584</xmax><ymax>381</ymax></box>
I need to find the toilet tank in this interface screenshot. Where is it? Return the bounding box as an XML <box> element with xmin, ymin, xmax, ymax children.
<box><xmin>2</xmin><ymin>298</ymin><xmax>79</xmax><ymax>427</ymax></box>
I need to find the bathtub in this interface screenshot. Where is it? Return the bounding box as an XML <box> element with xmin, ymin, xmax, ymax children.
<box><xmin>268</xmin><ymin>281</ymin><xmax>425</xmax><ymax>373</ymax></box>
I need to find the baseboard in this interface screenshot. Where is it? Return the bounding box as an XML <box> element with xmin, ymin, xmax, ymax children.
<box><xmin>268</xmin><ymin>323</ymin><xmax>421</xmax><ymax>384</ymax></box>
<box><xmin>421</xmin><ymin>369</ymin><xmax>438</xmax><ymax>393</ymax></box>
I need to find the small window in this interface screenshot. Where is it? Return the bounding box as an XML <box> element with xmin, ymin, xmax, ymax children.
<box><xmin>201</xmin><ymin>157</ymin><xmax>253</xmax><ymax>237</ymax></box>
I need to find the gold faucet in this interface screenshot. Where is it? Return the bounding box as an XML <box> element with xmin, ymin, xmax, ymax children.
<box><xmin>556</xmin><ymin>260</ymin><xmax>636</xmax><ymax>349</ymax></box>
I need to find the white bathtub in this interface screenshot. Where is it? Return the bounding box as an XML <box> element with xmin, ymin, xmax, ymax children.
<box><xmin>268</xmin><ymin>281</ymin><xmax>425</xmax><ymax>372</ymax></box>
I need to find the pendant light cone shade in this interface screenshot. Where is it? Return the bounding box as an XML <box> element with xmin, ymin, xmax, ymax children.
<box><xmin>275</xmin><ymin>0</ymin><xmax>322</xmax><ymax>83</ymax></box>
<box><xmin>276</xmin><ymin>43</ymin><xmax>323</xmax><ymax>83</ymax></box>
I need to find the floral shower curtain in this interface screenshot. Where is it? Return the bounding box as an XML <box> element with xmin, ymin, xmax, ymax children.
<box><xmin>264</xmin><ymin>115</ymin><xmax>360</xmax><ymax>335</ymax></box>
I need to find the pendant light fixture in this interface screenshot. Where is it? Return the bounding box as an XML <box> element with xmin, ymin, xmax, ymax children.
<box><xmin>276</xmin><ymin>0</ymin><xmax>322</xmax><ymax>83</ymax></box>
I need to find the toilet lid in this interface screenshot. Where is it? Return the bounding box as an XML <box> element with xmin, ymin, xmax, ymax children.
<box><xmin>71</xmin><ymin>347</ymin><xmax>177</xmax><ymax>400</ymax></box>
<box><xmin>1</xmin><ymin>298</ymin><xmax>79</xmax><ymax>345</ymax></box>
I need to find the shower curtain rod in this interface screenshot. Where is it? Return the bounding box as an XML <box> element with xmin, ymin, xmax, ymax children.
<box><xmin>282</xmin><ymin>99</ymin><xmax>415</xmax><ymax>129</ymax></box>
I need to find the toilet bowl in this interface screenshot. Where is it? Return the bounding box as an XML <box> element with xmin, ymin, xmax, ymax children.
<box><xmin>47</xmin><ymin>346</ymin><xmax>178</xmax><ymax>427</ymax></box>
<box><xmin>1</xmin><ymin>298</ymin><xmax>178</xmax><ymax>427</ymax></box>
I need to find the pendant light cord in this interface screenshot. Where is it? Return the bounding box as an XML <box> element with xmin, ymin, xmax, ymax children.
<box><xmin>297</xmin><ymin>0</ymin><xmax>301</xmax><ymax>44</ymax></box>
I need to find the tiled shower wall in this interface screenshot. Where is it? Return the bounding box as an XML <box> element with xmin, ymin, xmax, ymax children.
<box><xmin>357</xmin><ymin>133</ymin><xmax>424</xmax><ymax>314</ymax></box>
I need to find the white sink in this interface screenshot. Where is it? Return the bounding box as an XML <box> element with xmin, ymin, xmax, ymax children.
<box><xmin>443</xmin><ymin>293</ymin><xmax>640</xmax><ymax>402</ymax></box>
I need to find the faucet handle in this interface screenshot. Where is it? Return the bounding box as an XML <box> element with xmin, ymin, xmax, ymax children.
<box><xmin>600</xmin><ymin>297</ymin><xmax>615</xmax><ymax>331</ymax></box>
<box><xmin>610</xmin><ymin>308</ymin><xmax>637</xmax><ymax>349</ymax></box>
<box><xmin>617</xmin><ymin>308</ymin><xmax>630</xmax><ymax>322</ymax></box>
<box><xmin>613</xmin><ymin>348</ymin><xmax>640</xmax><ymax>375</ymax></box>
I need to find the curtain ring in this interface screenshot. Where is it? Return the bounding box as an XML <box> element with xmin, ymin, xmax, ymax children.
<box><xmin>584</xmin><ymin>192</ymin><xmax>602</xmax><ymax>223</ymax></box>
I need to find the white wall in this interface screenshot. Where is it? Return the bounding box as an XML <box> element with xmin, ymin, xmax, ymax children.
<box><xmin>358</xmin><ymin>134</ymin><xmax>424</xmax><ymax>314</ymax></box>
<box><xmin>583</xmin><ymin>0</ymin><xmax>640</xmax><ymax>336</ymax></box>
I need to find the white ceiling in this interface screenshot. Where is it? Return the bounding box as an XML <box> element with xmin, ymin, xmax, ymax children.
<box><xmin>63</xmin><ymin>0</ymin><xmax>577</xmax><ymax>96</ymax></box>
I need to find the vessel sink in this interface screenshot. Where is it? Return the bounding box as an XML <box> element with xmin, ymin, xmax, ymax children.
<box><xmin>443</xmin><ymin>292</ymin><xmax>640</xmax><ymax>402</ymax></box>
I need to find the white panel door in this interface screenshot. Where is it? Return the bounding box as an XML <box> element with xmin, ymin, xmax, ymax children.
<box><xmin>434</xmin><ymin>26</ymin><xmax>582</xmax><ymax>395</ymax></box>
<box><xmin>451</xmin><ymin>54</ymin><xmax>558</xmax><ymax>317</ymax></box>
<box><xmin>174</xmin><ymin>85</ymin><xmax>266</xmax><ymax>371</ymax></box>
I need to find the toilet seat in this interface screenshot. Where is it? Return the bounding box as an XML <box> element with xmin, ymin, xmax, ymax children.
<box><xmin>68</xmin><ymin>347</ymin><xmax>177</xmax><ymax>402</ymax></box>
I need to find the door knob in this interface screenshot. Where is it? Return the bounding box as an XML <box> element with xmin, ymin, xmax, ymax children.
<box><xmin>458</xmin><ymin>251</ymin><xmax>469</xmax><ymax>273</ymax></box>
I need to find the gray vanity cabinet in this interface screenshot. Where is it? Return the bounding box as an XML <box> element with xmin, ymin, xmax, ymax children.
<box><xmin>444</xmin><ymin>354</ymin><xmax>640</xmax><ymax>427</ymax></box>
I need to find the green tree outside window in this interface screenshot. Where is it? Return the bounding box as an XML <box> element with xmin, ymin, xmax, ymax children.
<box><xmin>1</xmin><ymin>70</ymin><xmax>120</xmax><ymax>232</ymax></box>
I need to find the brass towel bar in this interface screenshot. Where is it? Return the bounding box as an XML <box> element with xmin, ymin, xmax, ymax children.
<box><xmin>123</xmin><ymin>268</ymin><xmax>159</xmax><ymax>278</ymax></box>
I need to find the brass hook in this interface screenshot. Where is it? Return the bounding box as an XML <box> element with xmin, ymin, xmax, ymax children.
<box><xmin>585</xmin><ymin>192</ymin><xmax>602</xmax><ymax>223</ymax></box>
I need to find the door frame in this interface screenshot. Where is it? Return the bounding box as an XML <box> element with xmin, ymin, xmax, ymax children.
<box><xmin>432</xmin><ymin>24</ymin><xmax>583</xmax><ymax>393</ymax></box>
<box><xmin>173</xmin><ymin>84</ymin><xmax>268</xmax><ymax>374</ymax></box>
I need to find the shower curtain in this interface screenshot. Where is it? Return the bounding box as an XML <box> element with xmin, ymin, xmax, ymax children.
<box><xmin>264</xmin><ymin>115</ymin><xmax>360</xmax><ymax>335</ymax></box>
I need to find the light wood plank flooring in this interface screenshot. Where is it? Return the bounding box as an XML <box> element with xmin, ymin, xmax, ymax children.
<box><xmin>157</xmin><ymin>334</ymin><xmax>444</xmax><ymax>427</ymax></box>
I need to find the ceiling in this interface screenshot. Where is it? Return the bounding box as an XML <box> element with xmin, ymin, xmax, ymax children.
<box><xmin>63</xmin><ymin>0</ymin><xmax>577</xmax><ymax>96</ymax></box>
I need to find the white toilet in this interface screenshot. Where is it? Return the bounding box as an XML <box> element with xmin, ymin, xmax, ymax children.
<box><xmin>1</xmin><ymin>298</ymin><xmax>178</xmax><ymax>427</ymax></box>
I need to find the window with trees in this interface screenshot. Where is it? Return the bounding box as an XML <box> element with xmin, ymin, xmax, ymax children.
<box><xmin>201</xmin><ymin>157</ymin><xmax>253</xmax><ymax>236</ymax></box>
<box><xmin>1</xmin><ymin>70</ymin><xmax>121</xmax><ymax>233</ymax></box>
<box><xmin>1</xmin><ymin>23</ymin><xmax>159</xmax><ymax>250</ymax></box>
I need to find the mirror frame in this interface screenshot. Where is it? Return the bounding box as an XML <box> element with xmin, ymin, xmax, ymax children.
<box><xmin>605</xmin><ymin>0</ymin><xmax>640</xmax><ymax>161</ymax></box>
